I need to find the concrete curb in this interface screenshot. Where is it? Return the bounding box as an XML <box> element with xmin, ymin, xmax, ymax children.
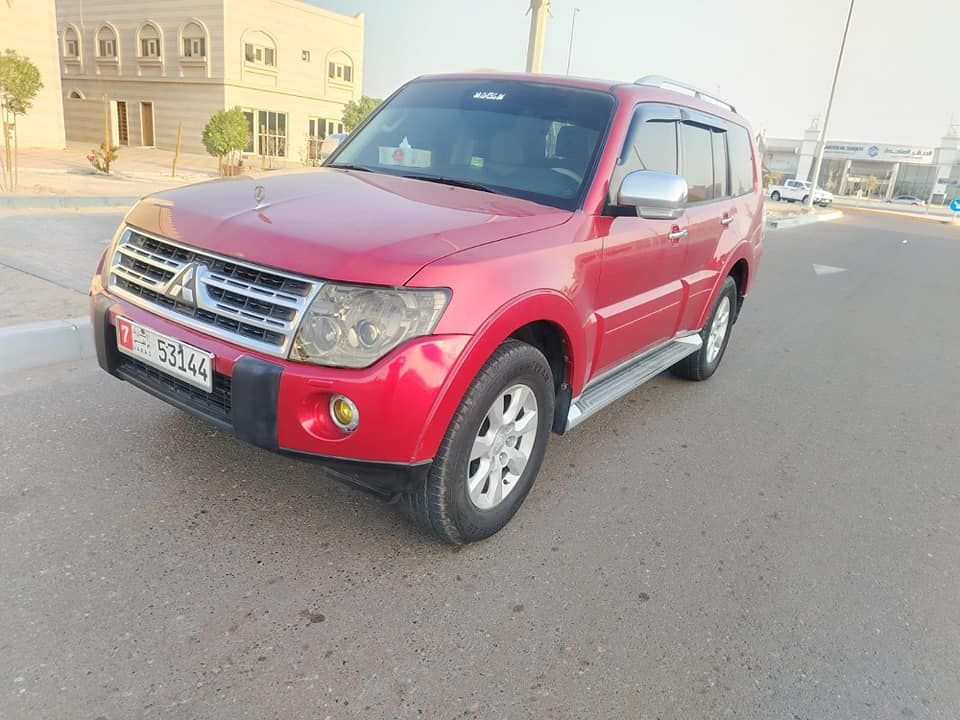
<box><xmin>0</xmin><ymin>195</ymin><xmax>139</xmax><ymax>210</ymax></box>
<box><xmin>0</xmin><ymin>316</ymin><xmax>94</xmax><ymax>373</ymax></box>
<box><xmin>768</xmin><ymin>210</ymin><xmax>843</xmax><ymax>229</ymax></box>
<box><xmin>835</xmin><ymin>205</ymin><xmax>956</xmax><ymax>225</ymax></box>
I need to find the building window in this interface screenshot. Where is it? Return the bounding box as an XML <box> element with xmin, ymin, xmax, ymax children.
<box><xmin>328</xmin><ymin>61</ymin><xmax>352</xmax><ymax>83</ymax></box>
<box><xmin>139</xmin><ymin>23</ymin><xmax>161</xmax><ymax>58</ymax></box>
<box><xmin>68</xmin><ymin>89</ymin><xmax>85</xmax><ymax>100</ymax></box>
<box><xmin>307</xmin><ymin>117</ymin><xmax>324</xmax><ymax>161</ymax></box>
<box><xmin>97</xmin><ymin>26</ymin><xmax>118</xmax><ymax>58</ymax></box>
<box><xmin>245</xmin><ymin>110</ymin><xmax>287</xmax><ymax>157</ymax></box>
<box><xmin>245</xmin><ymin>43</ymin><xmax>275</xmax><ymax>67</ymax></box>
<box><xmin>63</xmin><ymin>27</ymin><xmax>80</xmax><ymax>58</ymax></box>
<box><xmin>326</xmin><ymin>120</ymin><xmax>344</xmax><ymax>136</ymax></box>
<box><xmin>302</xmin><ymin>50</ymin><xmax>311</xmax><ymax>62</ymax></box>
<box><xmin>184</xmin><ymin>37</ymin><xmax>205</xmax><ymax>57</ymax></box>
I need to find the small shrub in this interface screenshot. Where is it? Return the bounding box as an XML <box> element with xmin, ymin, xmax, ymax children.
<box><xmin>87</xmin><ymin>143</ymin><xmax>118</xmax><ymax>174</ymax></box>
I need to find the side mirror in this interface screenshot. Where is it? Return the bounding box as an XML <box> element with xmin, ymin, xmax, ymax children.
<box><xmin>618</xmin><ymin>170</ymin><xmax>688</xmax><ymax>220</ymax></box>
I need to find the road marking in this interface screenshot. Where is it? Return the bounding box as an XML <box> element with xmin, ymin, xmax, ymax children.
<box><xmin>812</xmin><ymin>264</ymin><xmax>847</xmax><ymax>276</ymax></box>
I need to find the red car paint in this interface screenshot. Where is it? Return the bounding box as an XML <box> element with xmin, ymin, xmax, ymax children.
<box><xmin>91</xmin><ymin>73</ymin><xmax>763</xmax><ymax>474</ymax></box>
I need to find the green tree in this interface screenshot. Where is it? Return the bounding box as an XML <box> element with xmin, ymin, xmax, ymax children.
<box><xmin>342</xmin><ymin>96</ymin><xmax>382</xmax><ymax>132</ymax></box>
<box><xmin>0</xmin><ymin>49</ymin><xmax>43</xmax><ymax>191</ymax></box>
<box><xmin>863</xmin><ymin>175</ymin><xmax>880</xmax><ymax>198</ymax></box>
<box><xmin>202</xmin><ymin>106</ymin><xmax>249</xmax><ymax>174</ymax></box>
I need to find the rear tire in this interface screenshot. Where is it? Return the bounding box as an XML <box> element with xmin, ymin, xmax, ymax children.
<box><xmin>801</xmin><ymin>194</ymin><xmax>810</xmax><ymax>204</ymax></box>
<box><xmin>402</xmin><ymin>340</ymin><xmax>555</xmax><ymax>544</ymax></box>
<box><xmin>770</xmin><ymin>191</ymin><xmax>781</xmax><ymax>201</ymax></box>
<box><xmin>671</xmin><ymin>276</ymin><xmax>737</xmax><ymax>381</ymax></box>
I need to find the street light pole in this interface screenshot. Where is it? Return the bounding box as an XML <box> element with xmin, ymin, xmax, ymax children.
<box><xmin>804</xmin><ymin>0</ymin><xmax>855</xmax><ymax>210</ymax></box>
<box><xmin>565</xmin><ymin>7</ymin><xmax>581</xmax><ymax>75</ymax></box>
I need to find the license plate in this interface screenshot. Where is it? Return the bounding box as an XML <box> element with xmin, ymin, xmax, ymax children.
<box><xmin>116</xmin><ymin>317</ymin><xmax>214</xmax><ymax>393</ymax></box>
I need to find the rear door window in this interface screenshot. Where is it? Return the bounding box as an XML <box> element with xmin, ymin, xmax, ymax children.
<box><xmin>711</xmin><ymin>130</ymin><xmax>729</xmax><ymax>199</ymax></box>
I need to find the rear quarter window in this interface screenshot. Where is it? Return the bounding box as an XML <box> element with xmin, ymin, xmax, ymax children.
<box><xmin>727</xmin><ymin>125</ymin><xmax>756</xmax><ymax>196</ymax></box>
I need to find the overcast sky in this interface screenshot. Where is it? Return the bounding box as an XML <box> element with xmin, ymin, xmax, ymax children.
<box><xmin>312</xmin><ymin>0</ymin><xmax>955</xmax><ymax>147</ymax></box>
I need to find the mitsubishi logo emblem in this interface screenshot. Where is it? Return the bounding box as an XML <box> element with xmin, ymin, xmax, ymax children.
<box><xmin>164</xmin><ymin>263</ymin><xmax>204</xmax><ymax>306</ymax></box>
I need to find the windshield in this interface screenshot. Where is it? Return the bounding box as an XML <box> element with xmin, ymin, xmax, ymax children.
<box><xmin>327</xmin><ymin>79</ymin><xmax>615</xmax><ymax>210</ymax></box>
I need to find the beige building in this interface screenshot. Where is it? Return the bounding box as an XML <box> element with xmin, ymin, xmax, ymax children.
<box><xmin>0</xmin><ymin>0</ymin><xmax>66</xmax><ymax>149</ymax></box>
<box><xmin>55</xmin><ymin>0</ymin><xmax>364</xmax><ymax>160</ymax></box>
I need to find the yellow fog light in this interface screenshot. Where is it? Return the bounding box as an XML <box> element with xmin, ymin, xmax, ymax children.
<box><xmin>330</xmin><ymin>394</ymin><xmax>359</xmax><ymax>432</ymax></box>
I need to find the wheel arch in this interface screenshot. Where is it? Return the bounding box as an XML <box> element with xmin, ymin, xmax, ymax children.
<box><xmin>412</xmin><ymin>290</ymin><xmax>587</xmax><ymax>459</ymax></box>
<box><xmin>693</xmin><ymin>251</ymin><xmax>753</xmax><ymax>331</ymax></box>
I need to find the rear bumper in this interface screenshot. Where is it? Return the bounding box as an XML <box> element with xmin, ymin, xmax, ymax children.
<box><xmin>92</xmin><ymin>292</ymin><xmax>468</xmax><ymax>497</ymax></box>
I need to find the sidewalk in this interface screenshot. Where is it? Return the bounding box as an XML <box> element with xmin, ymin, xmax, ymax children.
<box><xmin>7</xmin><ymin>141</ymin><xmax>220</xmax><ymax>199</ymax></box>
<box><xmin>0</xmin><ymin>208</ymin><xmax>124</xmax><ymax>373</ymax></box>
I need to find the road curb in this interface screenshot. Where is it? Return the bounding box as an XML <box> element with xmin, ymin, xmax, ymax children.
<box><xmin>0</xmin><ymin>195</ymin><xmax>139</xmax><ymax>210</ymax></box>
<box><xmin>0</xmin><ymin>316</ymin><xmax>94</xmax><ymax>373</ymax></box>
<box><xmin>835</xmin><ymin>205</ymin><xmax>955</xmax><ymax>225</ymax></box>
<box><xmin>768</xmin><ymin>210</ymin><xmax>843</xmax><ymax>229</ymax></box>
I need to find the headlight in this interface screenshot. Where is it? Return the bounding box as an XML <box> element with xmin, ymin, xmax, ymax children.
<box><xmin>290</xmin><ymin>283</ymin><xmax>450</xmax><ymax>368</ymax></box>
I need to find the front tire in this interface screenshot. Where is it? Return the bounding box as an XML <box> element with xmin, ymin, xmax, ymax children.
<box><xmin>671</xmin><ymin>276</ymin><xmax>737</xmax><ymax>381</ymax></box>
<box><xmin>770</xmin><ymin>191</ymin><xmax>781</xmax><ymax>201</ymax></box>
<box><xmin>402</xmin><ymin>340</ymin><xmax>555</xmax><ymax>544</ymax></box>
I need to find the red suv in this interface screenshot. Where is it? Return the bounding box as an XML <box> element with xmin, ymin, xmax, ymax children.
<box><xmin>90</xmin><ymin>73</ymin><xmax>763</xmax><ymax>543</ymax></box>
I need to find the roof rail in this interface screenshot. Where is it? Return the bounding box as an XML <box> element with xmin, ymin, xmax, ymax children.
<box><xmin>634</xmin><ymin>75</ymin><xmax>737</xmax><ymax>113</ymax></box>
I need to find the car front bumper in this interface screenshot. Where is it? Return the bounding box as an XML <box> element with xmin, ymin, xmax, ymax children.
<box><xmin>91</xmin><ymin>290</ymin><xmax>470</xmax><ymax>498</ymax></box>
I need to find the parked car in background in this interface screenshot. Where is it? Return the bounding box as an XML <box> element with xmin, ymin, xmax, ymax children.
<box><xmin>888</xmin><ymin>195</ymin><xmax>926</xmax><ymax>206</ymax></box>
<box><xmin>90</xmin><ymin>73</ymin><xmax>764</xmax><ymax>543</ymax></box>
<box><xmin>768</xmin><ymin>178</ymin><xmax>833</xmax><ymax>207</ymax></box>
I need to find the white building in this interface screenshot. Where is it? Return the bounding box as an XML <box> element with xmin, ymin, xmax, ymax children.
<box><xmin>56</xmin><ymin>0</ymin><xmax>364</xmax><ymax>160</ymax></box>
<box><xmin>763</xmin><ymin>122</ymin><xmax>960</xmax><ymax>205</ymax></box>
<box><xmin>0</xmin><ymin>0</ymin><xmax>66</xmax><ymax>149</ymax></box>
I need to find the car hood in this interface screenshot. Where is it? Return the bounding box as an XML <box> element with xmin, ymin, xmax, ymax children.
<box><xmin>124</xmin><ymin>169</ymin><xmax>572</xmax><ymax>286</ymax></box>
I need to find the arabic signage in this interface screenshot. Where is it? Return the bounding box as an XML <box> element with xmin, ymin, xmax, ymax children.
<box><xmin>824</xmin><ymin>143</ymin><xmax>935</xmax><ymax>164</ymax></box>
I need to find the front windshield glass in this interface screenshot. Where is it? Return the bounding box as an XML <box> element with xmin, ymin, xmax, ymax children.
<box><xmin>328</xmin><ymin>79</ymin><xmax>615</xmax><ymax>210</ymax></box>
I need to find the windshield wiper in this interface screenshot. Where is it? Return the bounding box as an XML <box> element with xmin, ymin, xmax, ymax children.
<box><xmin>328</xmin><ymin>163</ymin><xmax>374</xmax><ymax>172</ymax></box>
<box><xmin>401</xmin><ymin>173</ymin><xmax>496</xmax><ymax>194</ymax></box>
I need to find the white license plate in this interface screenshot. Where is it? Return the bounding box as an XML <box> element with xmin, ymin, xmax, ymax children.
<box><xmin>116</xmin><ymin>317</ymin><xmax>215</xmax><ymax>393</ymax></box>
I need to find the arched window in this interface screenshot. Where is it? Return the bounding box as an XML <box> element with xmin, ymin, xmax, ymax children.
<box><xmin>326</xmin><ymin>50</ymin><xmax>354</xmax><ymax>84</ymax></box>
<box><xmin>68</xmin><ymin>89</ymin><xmax>85</xmax><ymax>100</ymax></box>
<box><xmin>181</xmin><ymin>21</ymin><xmax>207</xmax><ymax>58</ymax></box>
<box><xmin>96</xmin><ymin>25</ymin><xmax>118</xmax><ymax>58</ymax></box>
<box><xmin>63</xmin><ymin>26</ymin><xmax>80</xmax><ymax>59</ymax></box>
<box><xmin>243</xmin><ymin>30</ymin><xmax>276</xmax><ymax>68</ymax></box>
<box><xmin>138</xmin><ymin>22</ymin><xmax>161</xmax><ymax>58</ymax></box>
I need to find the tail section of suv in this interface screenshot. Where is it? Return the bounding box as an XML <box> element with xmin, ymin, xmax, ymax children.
<box><xmin>90</xmin><ymin>72</ymin><xmax>763</xmax><ymax>543</ymax></box>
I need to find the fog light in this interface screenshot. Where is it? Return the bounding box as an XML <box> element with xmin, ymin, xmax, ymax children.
<box><xmin>330</xmin><ymin>394</ymin><xmax>359</xmax><ymax>431</ymax></box>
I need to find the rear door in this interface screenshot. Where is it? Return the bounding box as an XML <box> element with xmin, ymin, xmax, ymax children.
<box><xmin>593</xmin><ymin>104</ymin><xmax>688</xmax><ymax>373</ymax></box>
<box><xmin>677</xmin><ymin>114</ymin><xmax>732</xmax><ymax>331</ymax></box>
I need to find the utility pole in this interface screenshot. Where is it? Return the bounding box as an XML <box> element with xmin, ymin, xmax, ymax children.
<box><xmin>805</xmin><ymin>0</ymin><xmax>855</xmax><ymax>209</ymax></box>
<box><xmin>525</xmin><ymin>0</ymin><xmax>551</xmax><ymax>73</ymax></box>
<box><xmin>565</xmin><ymin>7</ymin><xmax>581</xmax><ymax>75</ymax></box>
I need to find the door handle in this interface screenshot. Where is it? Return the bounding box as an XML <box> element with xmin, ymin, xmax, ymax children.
<box><xmin>720</xmin><ymin>216</ymin><xmax>734</xmax><ymax>226</ymax></box>
<box><xmin>668</xmin><ymin>228</ymin><xmax>688</xmax><ymax>242</ymax></box>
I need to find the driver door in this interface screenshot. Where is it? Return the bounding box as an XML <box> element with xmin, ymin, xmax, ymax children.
<box><xmin>592</xmin><ymin>104</ymin><xmax>688</xmax><ymax>373</ymax></box>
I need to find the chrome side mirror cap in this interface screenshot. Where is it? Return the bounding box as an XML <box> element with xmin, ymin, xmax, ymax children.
<box><xmin>618</xmin><ymin>170</ymin><xmax>688</xmax><ymax>220</ymax></box>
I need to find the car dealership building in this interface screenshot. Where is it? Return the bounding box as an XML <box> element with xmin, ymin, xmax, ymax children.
<box><xmin>762</xmin><ymin>122</ymin><xmax>960</xmax><ymax>205</ymax></box>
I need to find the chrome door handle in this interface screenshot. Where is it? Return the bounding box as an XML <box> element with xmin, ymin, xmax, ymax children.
<box><xmin>668</xmin><ymin>229</ymin><xmax>688</xmax><ymax>241</ymax></box>
<box><xmin>720</xmin><ymin>216</ymin><xmax>734</xmax><ymax>226</ymax></box>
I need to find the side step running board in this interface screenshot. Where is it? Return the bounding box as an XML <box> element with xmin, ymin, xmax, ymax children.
<box><xmin>565</xmin><ymin>335</ymin><xmax>702</xmax><ymax>430</ymax></box>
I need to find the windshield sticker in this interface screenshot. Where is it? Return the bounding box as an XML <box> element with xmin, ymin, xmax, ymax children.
<box><xmin>470</xmin><ymin>156</ymin><xmax>485</xmax><ymax>168</ymax></box>
<box><xmin>473</xmin><ymin>91</ymin><xmax>505</xmax><ymax>101</ymax></box>
<box><xmin>379</xmin><ymin>137</ymin><xmax>432</xmax><ymax>168</ymax></box>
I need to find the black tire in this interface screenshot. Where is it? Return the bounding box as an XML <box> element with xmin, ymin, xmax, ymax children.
<box><xmin>770</xmin><ymin>191</ymin><xmax>781</xmax><ymax>201</ymax></box>
<box><xmin>402</xmin><ymin>340</ymin><xmax>555</xmax><ymax>544</ymax></box>
<box><xmin>671</xmin><ymin>276</ymin><xmax>737</xmax><ymax>381</ymax></box>
<box><xmin>801</xmin><ymin>194</ymin><xmax>810</xmax><ymax>204</ymax></box>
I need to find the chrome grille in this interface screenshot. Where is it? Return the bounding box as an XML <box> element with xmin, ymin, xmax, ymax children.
<box><xmin>108</xmin><ymin>227</ymin><xmax>321</xmax><ymax>356</ymax></box>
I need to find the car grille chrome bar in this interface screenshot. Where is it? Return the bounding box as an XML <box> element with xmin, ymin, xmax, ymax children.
<box><xmin>107</xmin><ymin>227</ymin><xmax>321</xmax><ymax>357</ymax></box>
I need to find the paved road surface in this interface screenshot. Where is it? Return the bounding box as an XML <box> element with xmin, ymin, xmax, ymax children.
<box><xmin>1</xmin><ymin>213</ymin><xmax>958</xmax><ymax>719</ymax></box>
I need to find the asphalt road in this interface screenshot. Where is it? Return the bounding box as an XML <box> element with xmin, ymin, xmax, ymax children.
<box><xmin>2</xmin><ymin>212</ymin><xmax>959</xmax><ymax>719</ymax></box>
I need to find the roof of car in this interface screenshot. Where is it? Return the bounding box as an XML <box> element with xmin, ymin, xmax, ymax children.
<box><xmin>412</xmin><ymin>72</ymin><xmax>748</xmax><ymax>126</ymax></box>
